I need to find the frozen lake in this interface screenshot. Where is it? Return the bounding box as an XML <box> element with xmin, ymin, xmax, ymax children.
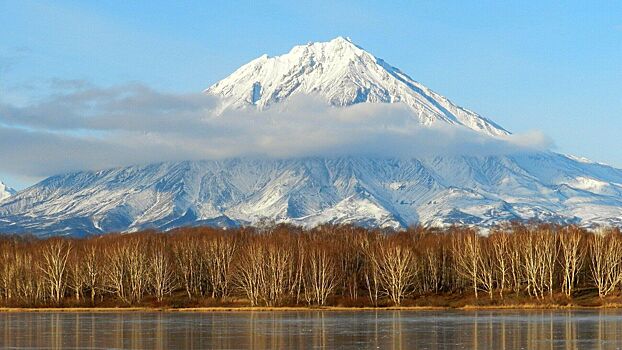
<box><xmin>2</xmin><ymin>310</ymin><xmax>622</xmax><ymax>349</ymax></box>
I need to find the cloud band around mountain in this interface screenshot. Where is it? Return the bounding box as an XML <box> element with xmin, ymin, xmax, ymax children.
<box><xmin>0</xmin><ymin>81</ymin><xmax>552</xmax><ymax>178</ymax></box>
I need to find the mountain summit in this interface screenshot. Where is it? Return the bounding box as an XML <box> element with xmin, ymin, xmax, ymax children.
<box><xmin>205</xmin><ymin>37</ymin><xmax>509</xmax><ymax>137</ymax></box>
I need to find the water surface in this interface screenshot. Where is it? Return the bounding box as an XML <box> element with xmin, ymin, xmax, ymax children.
<box><xmin>2</xmin><ymin>310</ymin><xmax>622</xmax><ymax>349</ymax></box>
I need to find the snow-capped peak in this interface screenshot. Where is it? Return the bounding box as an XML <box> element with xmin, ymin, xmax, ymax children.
<box><xmin>205</xmin><ymin>37</ymin><xmax>509</xmax><ymax>137</ymax></box>
<box><xmin>0</xmin><ymin>181</ymin><xmax>15</xmax><ymax>202</ymax></box>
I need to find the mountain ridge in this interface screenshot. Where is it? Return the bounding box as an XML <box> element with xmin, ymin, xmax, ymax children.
<box><xmin>1</xmin><ymin>153</ymin><xmax>622</xmax><ymax>236</ymax></box>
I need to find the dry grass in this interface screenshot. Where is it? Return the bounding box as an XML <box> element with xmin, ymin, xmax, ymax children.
<box><xmin>2</xmin><ymin>303</ymin><xmax>622</xmax><ymax>313</ymax></box>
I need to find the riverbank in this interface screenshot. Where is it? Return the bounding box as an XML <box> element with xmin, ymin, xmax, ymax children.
<box><xmin>2</xmin><ymin>303</ymin><xmax>622</xmax><ymax>312</ymax></box>
<box><xmin>2</xmin><ymin>289</ymin><xmax>622</xmax><ymax>312</ymax></box>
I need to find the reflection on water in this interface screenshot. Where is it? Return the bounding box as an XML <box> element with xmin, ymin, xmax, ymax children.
<box><xmin>1</xmin><ymin>310</ymin><xmax>622</xmax><ymax>349</ymax></box>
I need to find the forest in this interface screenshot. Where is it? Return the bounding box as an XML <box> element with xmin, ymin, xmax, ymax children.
<box><xmin>1</xmin><ymin>224</ymin><xmax>622</xmax><ymax>308</ymax></box>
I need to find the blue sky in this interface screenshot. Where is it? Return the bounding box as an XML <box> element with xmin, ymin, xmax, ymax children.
<box><xmin>1</xmin><ymin>0</ymin><xmax>621</xmax><ymax>189</ymax></box>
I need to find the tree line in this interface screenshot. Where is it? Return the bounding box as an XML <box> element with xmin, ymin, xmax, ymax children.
<box><xmin>0</xmin><ymin>224</ymin><xmax>621</xmax><ymax>307</ymax></box>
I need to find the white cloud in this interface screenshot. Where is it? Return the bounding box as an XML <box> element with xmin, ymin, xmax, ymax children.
<box><xmin>0</xmin><ymin>82</ymin><xmax>553</xmax><ymax>178</ymax></box>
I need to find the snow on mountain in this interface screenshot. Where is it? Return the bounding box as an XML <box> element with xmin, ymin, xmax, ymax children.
<box><xmin>0</xmin><ymin>181</ymin><xmax>15</xmax><ymax>203</ymax></box>
<box><xmin>1</xmin><ymin>154</ymin><xmax>622</xmax><ymax>236</ymax></box>
<box><xmin>0</xmin><ymin>37</ymin><xmax>621</xmax><ymax>236</ymax></box>
<box><xmin>205</xmin><ymin>37</ymin><xmax>509</xmax><ymax>137</ymax></box>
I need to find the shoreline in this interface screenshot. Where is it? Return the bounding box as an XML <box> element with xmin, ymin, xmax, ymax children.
<box><xmin>2</xmin><ymin>304</ymin><xmax>622</xmax><ymax>313</ymax></box>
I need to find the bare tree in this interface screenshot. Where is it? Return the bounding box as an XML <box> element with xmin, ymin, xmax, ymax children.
<box><xmin>16</xmin><ymin>249</ymin><xmax>42</xmax><ymax>304</ymax></box>
<box><xmin>370</xmin><ymin>235</ymin><xmax>418</xmax><ymax>305</ymax></box>
<box><xmin>452</xmin><ymin>231</ymin><xmax>482</xmax><ymax>298</ymax></box>
<box><xmin>508</xmin><ymin>231</ymin><xmax>524</xmax><ymax>295</ymax></box>
<box><xmin>0</xmin><ymin>240</ymin><xmax>19</xmax><ymax>301</ymax></box>
<box><xmin>541</xmin><ymin>229</ymin><xmax>559</xmax><ymax>298</ymax></box>
<box><xmin>559</xmin><ymin>227</ymin><xmax>585</xmax><ymax>297</ymax></box>
<box><xmin>302</xmin><ymin>238</ymin><xmax>340</xmax><ymax>306</ymax></box>
<box><xmin>103</xmin><ymin>240</ymin><xmax>130</xmax><ymax>304</ymax></box>
<box><xmin>38</xmin><ymin>239</ymin><xmax>72</xmax><ymax>304</ymax></box>
<box><xmin>83</xmin><ymin>242</ymin><xmax>102</xmax><ymax>304</ymax></box>
<box><xmin>519</xmin><ymin>228</ymin><xmax>559</xmax><ymax>299</ymax></box>
<box><xmin>68</xmin><ymin>243</ymin><xmax>87</xmax><ymax>302</ymax></box>
<box><xmin>490</xmin><ymin>231</ymin><xmax>511</xmax><ymax>298</ymax></box>
<box><xmin>172</xmin><ymin>234</ymin><xmax>201</xmax><ymax>299</ymax></box>
<box><xmin>0</xmin><ymin>223</ymin><xmax>621</xmax><ymax>308</ymax></box>
<box><xmin>261</xmin><ymin>236</ymin><xmax>294</xmax><ymax>306</ymax></box>
<box><xmin>234</xmin><ymin>237</ymin><xmax>264</xmax><ymax>306</ymax></box>
<box><xmin>103</xmin><ymin>236</ymin><xmax>149</xmax><ymax>304</ymax></box>
<box><xmin>148</xmin><ymin>236</ymin><xmax>177</xmax><ymax>302</ymax></box>
<box><xmin>203</xmin><ymin>234</ymin><xmax>237</xmax><ymax>299</ymax></box>
<box><xmin>589</xmin><ymin>230</ymin><xmax>622</xmax><ymax>298</ymax></box>
<box><xmin>126</xmin><ymin>237</ymin><xmax>149</xmax><ymax>303</ymax></box>
<box><xmin>360</xmin><ymin>233</ymin><xmax>381</xmax><ymax>306</ymax></box>
<box><xmin>416</xmin><ymin>230</ymin><xmax>450</xmax><ymax>295</ymax></box>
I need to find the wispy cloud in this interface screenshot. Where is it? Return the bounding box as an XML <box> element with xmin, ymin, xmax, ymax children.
<box><xmin>0</xmin><ymin>46</ymin><xmax>30</xmax><ymax>76</ymax></box>
<box><xmin>0</xmin><ymin>81</ymin><xmax>552</xmax><ymax>178</ymax></box>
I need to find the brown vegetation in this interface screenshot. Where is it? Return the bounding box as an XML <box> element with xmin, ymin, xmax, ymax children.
<box><xmin>0</xmin><ymin>224</ymin><xmax>622</xmax><ymax>308</ymax></box>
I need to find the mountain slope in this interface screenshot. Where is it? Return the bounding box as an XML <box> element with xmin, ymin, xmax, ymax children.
<box><xmin>1</xmin><ymin>154</ymin><xmax>622</xmax><ymax>236</ymax></box>
<box><xmin>0</xmin><ymin>181</ymin><xmax>15</xmax><ymax>203</ymax></box>
<box><xmin>205</xmin><ymin>37</ymin><xmax>509</xmax><ymax>137</ymax></box>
